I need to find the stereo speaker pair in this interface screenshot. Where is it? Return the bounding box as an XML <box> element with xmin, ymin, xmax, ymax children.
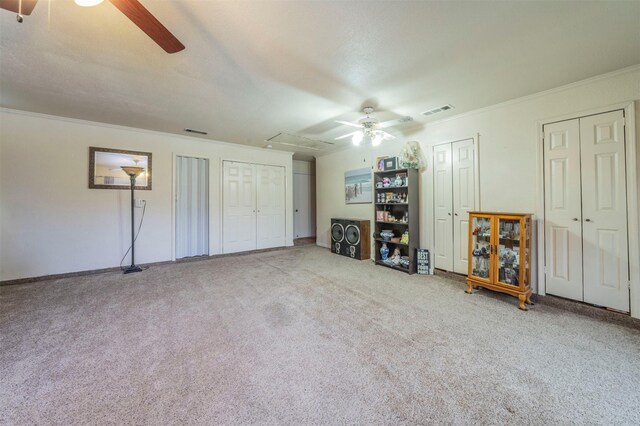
<box><xmin>330</xmin><ymin>218</ymin><xmax>370</xmax><ymax>260</ymax></box>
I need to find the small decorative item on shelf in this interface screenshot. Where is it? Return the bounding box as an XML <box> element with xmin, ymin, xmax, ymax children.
<box><xmin>380</xmin><ymin>230</ymin><xmax>394</xmax><ymax>241</ymax></box>
<box><xmin>394</xmin><ymin>175</ymin><xmax>403</xmax><ymax>187</ymax></box>
<box><xmin>390</xmin><ymin>247</ymin><xmax>402</xmax><ymax>265</ymax></box>
<box><xmin>376</xmin><ymin>181</ymin><xmax>383</xmax><ymax>189</ymax></box>
<box><xmin>390</xmin><ymin>237</ymin><xmax>401</xmax><ymax>243</ymax></box>
<box><xmin>382</xmin><ymin>157</ymin><xmax>397</xmax><ymax>171</ymax></box>
<box><xmin>380</xmin><ymin>242</ymin><xmax>389</xmax><ymax>260</ymax></box>
<box><xmin>382</xmin><ymin>177</ymin><xmax>391</xmax><ymax>187</ymax></box>
<box><xmin>400</xmin><ymin>231</ymin><xmax>409</xmax><ymax>245</ymax></box>
<box><xmin>399</xmin><ymin>141</ymin><xmax>425</xmax><ymax>169</ymax></box>
<box><xmin>399</xmin><ymin>256</ymin><xmax>410</xmax><ymax>269</ymax></box>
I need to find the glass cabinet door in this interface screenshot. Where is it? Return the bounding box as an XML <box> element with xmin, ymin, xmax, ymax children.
<box><xmin>497</xmin><ymin>217</ymin><xmax>521</xmax><ymax>287</ymax></box>
<box><xmin>470</xmin><ymin>216</ymin><xmax>492</xmax><ymax>281</ymax></box>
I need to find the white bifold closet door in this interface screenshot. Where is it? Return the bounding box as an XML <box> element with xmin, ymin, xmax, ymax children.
<box><xmin>544</xmin><ymin>110</ymin><xmax>629</xmax><ymax>312</ymax></box>
<box><xmin>433</xmin><ymin>139</ymin><xmax>475</xmax><ymax>274</ymax></box>
<box><xmin>223</xmin><ymin>161</ymin><xmax>286</xmax><ymax>254</ymax></box>
<box><xmin>175</xmin><ymin>156</ymin><xmax>209</xmax><ymax>258</ymax></box>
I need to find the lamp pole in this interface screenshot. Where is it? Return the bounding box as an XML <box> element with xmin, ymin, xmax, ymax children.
<box><xmin>121</xmin><ymin>166</ymin><xmax>144</xmax><ymax>274</ymax></box>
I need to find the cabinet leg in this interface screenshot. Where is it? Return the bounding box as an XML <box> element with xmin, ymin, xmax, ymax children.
<box><xmin>465</xmin><ymin>283</ymin><xmax>474</xmax><ymax>294</ymax></box>
<box><xmin>525</xmin><ymin>294</ymin><xmax>535</xmax><ymax>305</ymax></box>
<box><xmin>518</xmin><ymin>294</ymin><xmax>527</xmax><ymax>311</ymax></box>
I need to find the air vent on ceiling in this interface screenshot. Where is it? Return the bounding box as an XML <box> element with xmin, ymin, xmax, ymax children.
<box><xmin>422</xmin><ymin>104</ymin><xmax>454</xmax><ymax>116</ymax></box>
<box><xmin>184</xmin><ymin>128</ymin><xmax>208</xmax><ymax>135</ymax></box>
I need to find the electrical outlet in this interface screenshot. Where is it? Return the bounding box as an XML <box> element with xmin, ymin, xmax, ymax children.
<box><xmin>135</xmin><ymin>199</ymin><xmax>145</xmax><ymax>208</ymax></box>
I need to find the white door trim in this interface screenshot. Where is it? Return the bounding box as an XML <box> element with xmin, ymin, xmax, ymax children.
<box><xmin>536</xmin><ymin>101</ymin><xmax>639</xmax><ymax>319</ymax></box>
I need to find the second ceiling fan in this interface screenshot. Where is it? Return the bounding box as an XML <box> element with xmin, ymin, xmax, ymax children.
<box><xmin>0</xmin><ymin>0</ymin><xmax>185</xmax><ymax>53</ymax></box>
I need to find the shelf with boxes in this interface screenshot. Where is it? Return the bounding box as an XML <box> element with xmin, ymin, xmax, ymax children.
<box><xmin>373</xmin><ymin>168</ymin><xmax>419</xmax><ymax>274</ymax></box>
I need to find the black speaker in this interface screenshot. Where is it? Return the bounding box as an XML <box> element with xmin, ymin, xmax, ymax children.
<box><xmin>330</xmin><ymin>219</ymin><xmax>345</xmax><ymax>255</ymax></box>
<box><xmin>330</xmin><ymin>218</ymin><xmax>370</xmax><ymax>260</ymax></box>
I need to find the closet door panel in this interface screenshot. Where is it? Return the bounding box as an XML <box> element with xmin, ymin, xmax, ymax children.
<box><xmin>256</xmin><ymin>165</ymin><xmax>286</xmax><ymax>249</ymax></box>
<box><xmin>452</xmin><ymin>139</ymin><xmax>475</xmax><ymax>274</ymax></box>
<box><xmin>433</xmin><ymin>144</ymin><xmax>453</xmax><ymax>271</ymax></box>
<box><xmin>223</xmin><ymin>162</ymin><xmax>257</xmax><ymax>253</ymax></box>
<box><xmin>580</xmin><ymin>111</ymin><xmax>629</xmax><ymax>312</ymax></box>
<box><xmin>544</xmin><ymin>119</ymin><xmax>583</xmax><ymax>300</ymax></box>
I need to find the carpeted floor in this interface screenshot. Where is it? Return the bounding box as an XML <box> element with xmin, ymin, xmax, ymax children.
<box><xmin>1</xmin><ymin>246</ymin><xmax>639</xmax><ymax>425</ymax></box>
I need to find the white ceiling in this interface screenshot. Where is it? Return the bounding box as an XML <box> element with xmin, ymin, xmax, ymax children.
<box><xmin>1</xmin><ymin>1</ymin><xmax>639</xmax><ymax>160</ymax></box>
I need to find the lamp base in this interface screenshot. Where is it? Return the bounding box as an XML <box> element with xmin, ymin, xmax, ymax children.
<box><xmin>123</xmin><ymin>265</ymin><xmax>143</xmax><ymax>274</ymax></box>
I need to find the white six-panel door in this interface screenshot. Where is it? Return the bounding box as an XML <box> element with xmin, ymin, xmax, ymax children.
<box><xmin>434</xmin><ymin>143</ymin><xmax>453</xmax><ymax>271</ymax></box>
<box><xmin>256</xmin><ymin>165</ymin><xmax>286</xmax><ymax>249</ymax></box>
<box><xmin>544</xmin><ymin>110</ymin><xmax>629</xmax><ymax>312</ymax></box>
<box><xmin>452</xmin><ymin>139</ymin><xmax>475</xmax><ymax>274</ymax></box>
<box><xmin>223</xmin><ymin>161</ymin><xmax>257</xmax><ymax>253</ymax></box>
<box><xmin>580</xmin><ymin>111</ymin><xmax>629</xmax><ymax>311</ymax></box>
<box><xmin>544</xmin><ymin>119</ymin><xmax>584</xmax><ymax>300</ymax></box>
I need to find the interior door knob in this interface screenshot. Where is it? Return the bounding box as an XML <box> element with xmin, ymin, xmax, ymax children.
<box><xmin>585</xmin><ymin>218</ymin><xmax>591</xmax><ymax>222</ymax></box>
<box><xmin>572</xmin><ymin>218</ymin><xmax>579</xmax><ymax>221</ymax></box>
<box><xmin>296</xmin><ymin>209</ymin><xmax>299</xmax><ymax>212</ymax></box>
<box><xmin>448</xmin><ymin>212</ymin><xmax>452</xmax><ymax>216</ymax></box>
<box><xmin>454</xmin><ymin>213</ymin><xmax>458</xmax><ymax>216</ymax></box>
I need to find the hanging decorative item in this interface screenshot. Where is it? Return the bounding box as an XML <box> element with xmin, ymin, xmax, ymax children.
<box><xmin>399</xmin><ymin>141</ymin><xmax>425</xmax><ymax>169</ymax></box>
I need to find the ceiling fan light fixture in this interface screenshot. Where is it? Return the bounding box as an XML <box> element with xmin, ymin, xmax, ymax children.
<box><xmin>371</xmin><ymin>133</ymin><xmax>383</xmax><ymax>147</ymax></box>
<box><xmin>75</xmin><ymin>0</ymin><xmax>104</xmax><ymax>6</ymax></box>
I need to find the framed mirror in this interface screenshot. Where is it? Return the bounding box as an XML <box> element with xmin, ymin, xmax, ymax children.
<box><xmin>89</xmin><ymin>147</ymin><xmax>152</xmax><ymax>190</ymax></box>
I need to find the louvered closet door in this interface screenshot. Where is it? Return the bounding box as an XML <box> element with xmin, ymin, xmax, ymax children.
<box><xmin>256</xmin><ymin>165</ymin><xmax>286</xmax><ymax>249</ymax></box>
<box><xmin>452</xmin><ymin>139</ymin><xmax>475</xmax><ymax>274</ymax></box>
<box><xmin>434</xmin><ymin>143</ymin><xmax>453</xmax><ymax>271</ymax></box>
<box><xmin>175</xmin><ymin>156</ymin><xmax>209</xmax><ymax>258</ymax></box>
<box><xmin>580</xmin><ymin>111</ymin><xmax>629</xmax><ymax>312</ymax></box>
<box><xmin>223</xmin><ymin>161</ymin><xmax>257</xmax><ymax>253</ymax></box>
<box><xmin>544</xmin><ymin>119</ymin><xmax>584</xmax><ymax>301</ymax></box>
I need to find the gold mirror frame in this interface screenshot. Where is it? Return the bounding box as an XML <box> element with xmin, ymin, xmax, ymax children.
<box><xmin>89</xmin><ymin>147</ymin><xmax>152</xmax><ymax>190</ymax></box>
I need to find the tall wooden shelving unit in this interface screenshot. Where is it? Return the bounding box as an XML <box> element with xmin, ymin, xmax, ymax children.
<box><xmin>373</xmin><ymin>168</ymin><xmax>419</xmax><ymax>274</ymax></box>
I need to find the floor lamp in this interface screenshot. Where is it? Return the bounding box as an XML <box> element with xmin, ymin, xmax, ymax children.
<box><xmin>121</xmin><ymin>166</ymin><xmax>145</xmax><ymax>274</ymax></box>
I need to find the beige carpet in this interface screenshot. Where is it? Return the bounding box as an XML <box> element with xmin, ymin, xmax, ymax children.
<box><xmin>1</xmin><ymin>246</ymin><xmax>639</xmax><ymax>425</ymax></box>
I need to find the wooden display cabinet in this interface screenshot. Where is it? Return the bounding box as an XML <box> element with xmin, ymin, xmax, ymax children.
<box><xmin>465</xmin><ymin>212</ymin><xmax>533</xmax><ymax>310</ymax></box>
<box><xmin>373</xmin><ymin>168</ymin><xmax>419</xmax><ymax>274</ymax></box>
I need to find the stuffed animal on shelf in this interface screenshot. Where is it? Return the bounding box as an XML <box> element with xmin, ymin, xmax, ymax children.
<box><xmin>400</xmin><ymin>231</ymin><xmax>409</xmax><ymax>245</ymax></box>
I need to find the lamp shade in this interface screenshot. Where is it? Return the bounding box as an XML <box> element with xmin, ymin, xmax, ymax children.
<box><xmin>121</xmin><ymin>166</ymin><xmax>145</xmax><ymax>177</ymax></box>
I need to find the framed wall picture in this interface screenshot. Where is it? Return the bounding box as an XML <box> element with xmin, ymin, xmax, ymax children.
<box><xmin>89</xmin><ymin>147</ymin><xmax>152</xmax><ymax>190</ymax></box>
<box><xmin>375</xmin><ymin>156</ymin><xmax>388</xmax><ymax>172</ymax></box>
<box><xmin>383</xmin><ymin>156</ymin><xmax>398</xmax><ymax>171</ymax></box>
<box><xmin>345</xmin><ymin>167</ymin><xmax>372</xmax><ymax>204</ymax></box>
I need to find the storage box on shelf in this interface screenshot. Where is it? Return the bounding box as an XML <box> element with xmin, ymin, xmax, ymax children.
<box><xmin>373</xmin><ymin>168</ymin><xmax>419</xmax><ymax>274</ymax></box>
<box><xmin>465</xmin><ymin>212</ymin><xmax>533</xmax><ymax>310</ymax></box>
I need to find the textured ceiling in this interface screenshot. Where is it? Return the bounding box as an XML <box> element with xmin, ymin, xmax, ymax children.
<box><xmin>1</xmin><ymin>0</ymin><xmax>639</xmax><ymax>160</ymax></box>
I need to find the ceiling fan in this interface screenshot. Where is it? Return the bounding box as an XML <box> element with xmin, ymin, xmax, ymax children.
<box><xmin>335</xmin><ymin>107</ymin><xmax>413</xmax><ymax>147</ymax></box>
<box><xmin>0</xmin><ymin>0</ymin><xmax>185</xmax><ymax>53</ymax></box>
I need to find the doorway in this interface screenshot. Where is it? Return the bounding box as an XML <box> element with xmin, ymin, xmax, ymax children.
<box><xmin>293</xmin><ymin>160</ymin><xmax>316</xmax><ymax>241</ymax></box>
<box><xmin>543</xmin><ymin>109</ymin><xmax>629</xmax><ymax>312</ymax></box>
<box><xmin>175</xmin><ymin>156</ymin><xmax>209</xmax><ymax>259</ymax></box>
<box><xmin>222</xmin><ymin>161</ymin><xmax>286</xmax><ymax>253</ymax></box>
<box><xmin>433</xmin><ymin>138</ymin><xmax>478</xmax><ymax>274</ymax></box>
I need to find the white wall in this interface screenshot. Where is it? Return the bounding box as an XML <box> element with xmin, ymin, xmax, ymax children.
<box><xmin>316</xmin><ymin>65</ymin><xmax>640</xmax><ymax>316</ymax></box>
<box><xmin>0</xmin><ymin>110</ymin><xmax>294</xmax><ymax>281</ymax></box>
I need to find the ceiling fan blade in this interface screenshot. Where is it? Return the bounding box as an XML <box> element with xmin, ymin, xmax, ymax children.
<box><xmin>378</xmin><ymin>116</ymin><xmax>413</xmax><ymax>129</ymax></box>
<box><xmin>380</xmin><ymin>131</ymin><xmax>396</xmax><ymax>139</ymax></box>
<box><xmin>335</xmin><ymin>131</ymin><xmax>360</xmax><ymax>141</ymax></box>
<box><xmin>335</xmin><ymin>120</ymin><xmax>363</xmax><ymax>129</ymax></box>
<box><xmin>0</xmin><ymin>0</ymin><xmax>38</xmax><ymax>15</ymax></box>
<box><xmin>109</xmin><ymin>0</ymin><xmax>185</xmax><ymax>54</ymax></box>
